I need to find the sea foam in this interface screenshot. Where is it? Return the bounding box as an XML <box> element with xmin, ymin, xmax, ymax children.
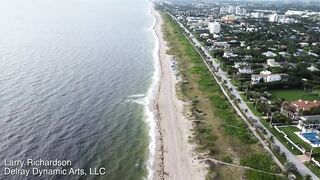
<box><xmin>144</xmin><ymin>4</ymin><xmax>160</xmax><ymax>180</ymax></box>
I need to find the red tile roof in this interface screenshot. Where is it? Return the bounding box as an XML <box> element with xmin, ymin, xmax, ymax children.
<box><xmin>290</xmin><ymin>100</ymin><xmax>320</xmax><ymax>112</ymax></box>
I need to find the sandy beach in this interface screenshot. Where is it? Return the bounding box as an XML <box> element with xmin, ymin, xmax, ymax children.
<box><xmin>151</xmin><ymin>7</ymin><xmax>207</xmax><ymax>180</ymax></box>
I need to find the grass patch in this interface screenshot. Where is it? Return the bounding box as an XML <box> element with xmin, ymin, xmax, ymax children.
<box><xmin>270</xmin><ymin>89</ymin><xmax>320</xmax><ymax>101</ymax></box>
<box><xmin>245</xmin><ymin>170</ymin><xmax>285</xmax><ymax>180</ymax></box>
<box><xmin>305</xmin><ymin>163</ymin><xmax>320</xmax><ymax>178</ymax></box>
<box><xmin>222</xmin><ymin>156</ymin><xmax>233</xmax><ymax>163</ymax></box>
<box><xmin>247</xmin><ymin>103</ymin><xmax>263</xmax><ymax>117</ymax></box>
<box><xmin>241</xmin><ymin>154</ymin><xmax>281</xmax><ymax>173</ymax></box>
<box><xmin>265</xmin><ymin>124</ymin><xmax>302</xmax><ymax>155</ymax></box>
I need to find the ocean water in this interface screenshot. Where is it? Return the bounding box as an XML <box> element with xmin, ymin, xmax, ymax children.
<box><xmin>0</xmin><ymin>0</ymin><xmax>157</xmax><ymax>180</ymax></box>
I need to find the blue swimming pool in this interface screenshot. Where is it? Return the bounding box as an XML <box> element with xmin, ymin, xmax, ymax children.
<box><xmin>302</xmin><ymin>133</ymin><xmax>320</xmax><ymax>145</ymax></box>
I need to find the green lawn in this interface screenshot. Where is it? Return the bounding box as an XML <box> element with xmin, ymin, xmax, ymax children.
<box><xmin>305</xmin><ymin>163</ymin><xmax>320</xmax><ymax>178</ymax></box>
<box><xmin>247</xmin><ymin>103</ymin><xmax>263</xmax><ymax>117</ymax></box>
<box><xmin>270</xmin><ymin>89</ymin><xmax>320</xmax><ymax>101</ymax></box>
<box><xmin>265</xmin><ymin>124</ymin><xmax>302</xmax><ymax>155</ymax></box>
<box><xmin>278</xmin><ymin>126</ymin><xmax>320</xmax><ymax>154</ymax></box>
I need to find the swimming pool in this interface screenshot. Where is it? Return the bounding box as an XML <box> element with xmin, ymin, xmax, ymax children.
<box><xmin>302</xmin><ymin>133</ymin><xmax>320</xmax><ymax>145</ymax></box>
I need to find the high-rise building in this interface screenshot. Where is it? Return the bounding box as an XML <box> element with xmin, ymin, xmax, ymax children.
<box><xmin>228</xmin><ymin>6</ymin><xmax>236</xmax><ymax>14</ymax></box>
<box><xmin>269</xmin><ymin>14</ymin><xmax>279</xmax><ymax>22</ymax></box>
<box><xmin>208</xmin><ymin>22</ymin><xmax>221</xmax><ymax>34</ymax></box>
<box><xmin>269</xmin><ymin>14</ymin><xmax>286</xmax><ymax>22</ymax></box>
<box><xmin>236</xmin><ymin>6</ymin><xmax>247</xmax><ymax>15</ymax></box>
<box><xmin>251</xmin><ymin>12</ymin><xmax>264</xmax><ymax>18</ymax></box>
<box><xmin>220</xmin><ymin>6</ymin><xmax>228</xmax><ymax>14</ymax></box>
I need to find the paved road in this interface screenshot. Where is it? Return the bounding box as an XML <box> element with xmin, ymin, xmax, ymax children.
<box><xmin>168</xmin><ymin>13</ymin><xmax>318</xmax><ymax>179</ymax></box>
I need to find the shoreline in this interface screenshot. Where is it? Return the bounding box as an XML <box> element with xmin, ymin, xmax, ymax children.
<box><xmin>150</xmin><ymin>7</ymin><xmax>207</xmax><ymax>180</ymax></box>
<box><xmin>145</xmin><ymin>5</ymin><xmax>161</xmax><ymax>180</ymax></box>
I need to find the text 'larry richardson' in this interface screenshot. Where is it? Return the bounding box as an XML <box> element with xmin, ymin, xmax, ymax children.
<box><xmin>4</xmin><ymin>159</ymin><xmax>106</xmax><ymax>177</ymax></box>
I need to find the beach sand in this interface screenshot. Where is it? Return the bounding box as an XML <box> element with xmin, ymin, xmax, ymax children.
<box><xmin>151</xmin><ymin>7</ymin><xmax>207</xmax><ymax>180</ymax></box>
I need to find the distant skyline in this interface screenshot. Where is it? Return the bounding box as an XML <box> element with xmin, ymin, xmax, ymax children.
<box><xmin>164</xmin><ymin>0</ymin><xmax>320</xmax><ymax>2</ymax></box>
<box><xmin>163</xmin><ymin>0</ymin><xmax>320</xmax><ymax>8</ymax></box>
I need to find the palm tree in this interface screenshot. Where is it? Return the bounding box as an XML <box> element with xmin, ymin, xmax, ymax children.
<box><xmin>284</xmin><ymin>162</ymin><xmax>297</xmax><ymax>173</ymax></box>
<box><xmin>269</xmin><ymin>136</ymin><xmax>275</xmax><ymax>144</ymax></box>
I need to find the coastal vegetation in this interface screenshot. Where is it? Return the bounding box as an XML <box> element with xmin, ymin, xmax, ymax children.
<box><xmin>160</xmin><ymin>11</ymin><xmax>284</xmax><ymax>180</ymax></box>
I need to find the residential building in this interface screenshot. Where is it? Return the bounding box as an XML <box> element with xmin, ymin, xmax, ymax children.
<box><xmin>208</xmin><ymin>22</ymin><xmax>221</xmax><ymax>34</ymax></box>
<box><xmin>222</xmin><ymin>15</ymin><xmax>236</xmax><ymax>23</ymax></box>
<box><xmin>281</xmin><ymin>100</ymin><xmax>320</xmax><ymax>120</ymax></box>
<box><xmin>269</xmin><ymin>14</ymin><xmax>279</xmax><ymax>22</ymax></box>
<box><xmin>223</xmin><ymin>51</ymin><xmax>238</xmax><ymax>59</ymax></box>
<box><xmin>200</xmin><ymin>33</ymin><xmax>210</xmax><ymax>39</ymax></box>
<box><xmin>260</xmin><ymin>70</ymin><xmax>272</xmax><ymax>75</ymax></box>
<box><xmin>236</xmin><ymin>6</ymin><xmax>247</xmax><ymax>15</ymax></box>
<box><xmin>269</xmin><ymin>14</ymin><xmax>286</xmax><ymax>22</ymax></box>
<box><xmin>263</xmin><ymin>51</ymin><xmax>277</xmax><ymax>57</ymax></box>
<box><xmin>214</xmin><ymin>41</ymin><xmax>229</xmax><ymax>48</ymax></box>
<box><xmin>307</xmin><ymin>64</ymin><xmax>319</xmax><ymax>72</ymax></box>
<box><xmin>251</xmin><ymin>72</ymin><xmax>287</xmax><ymax>84</ymax></box>
<box><xmin>233</xmin><ymin>62</ymin><xmax>248</xmax><ymax>69</ymax></box>
<box><xmin>308</xmin><ymin>52</ymin><xmax>319</xmax><ymax>57</ymax></box>
<box><xmin>285</xmin><ymin>10</ymin><xmax>304</xmax><ymax>16</ymax></box>
<box><xmin>228</xmin><ymin>6</ymin><xmax>236</xmax><ymax>14</ymax></box>
<box><xmin>267</xmin><ymin>59</ymin><xmax>281</xmax><ymax>67</ymax></box>
<box><xmin>251</xmin><ymin>12</ymin><xmax>264</xmax><ymax>18</ymax></box>
<box><xmin>220</xmin><ymin>6</ymin><xmax>229</xmax><ymax>14</ymax></box>
<box><xmin>279</xmin><ymin>52</ymin><xmax>290</xmax><ymax>57</ymax></box>
<box><xmin>297</xmin><ymin>115</ymin><xmax>320</xmax><ymax>132</ymax></box>
<box><xmin>238</xmin><ymin>67</ymin><xmax>253</xmax><ymax>74</ymax></box>
<box><xmin>278</xmin><ymin>18</ymin><xmax>296</xmax><ymax>24</ymax></box>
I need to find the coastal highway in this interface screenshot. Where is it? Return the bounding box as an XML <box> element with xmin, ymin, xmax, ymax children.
<box><xmin>167</xmin><ymin>13</ymin><xmax>318</xmax><ymax>179</ymax></box>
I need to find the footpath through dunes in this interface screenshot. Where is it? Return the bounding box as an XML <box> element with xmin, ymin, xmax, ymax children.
<box><xmin>159</xmin><ymin>10</ymin><xmax>287</xmax><ymax>180</ymax></box>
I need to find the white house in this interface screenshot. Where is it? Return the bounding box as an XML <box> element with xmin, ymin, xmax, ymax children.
<box><xmin>278</xmin><ymin>18</ymin><xmax>296</xmax><ymax>24</ymax></box>
<box><xmin>307</xmin><ymin>64</ymin><xmax>319</xmax><ymax>72</ymax></box>
<box><xmin>267</xmin><ymin>59</ymin><xmax>281</xmax><ymax>67</ymax></box>
<box><xmin>263</xmin><ymin>51</ymin><xmax>277</xmax><ymax>57</ymax></box>
<box><xmin>300</xmin><ymin>42</ymin><xmax>309</xmax><ymax>47</ymax></box>
<box><xmin>233</xmin><ymin>62</ymin><xmax>248</xmax><ymax>69</ymax></box>
<box><xmin>246</xmin><ymin>27</ymin><xmax>256</xmax><ymax>32</ymax></box>
<box><xmin>238</xmin><ymin>67</ymin><xmax>253</xmax><ymax>74</ymax></box>
<box><xmin>297</xmin><ymin>115</ymin><xmax>320</xmax><ymax>133</ymax></box>
<box><xmin>214</xmin><ymin>41</ymin><xmax>229</xmax><ymax>49</ymax></box>
<box><xmin>285</xmin><ymin>10</ymin><xmax>304</xmax><ymax>16</ymax></box>
<box><xmin>279</xmin><ymin>52</ymin><xmax>290</xmax><ymax>57</ymax></box>
<box><xmin>200</xmin><ymin>33</ymin><xmax>210</xmax><ymax>39</ymax></box>
<box><xmin>260</xmin><ymin>70</ymin><xmax>272</xmax><ymax>75</ymax></box>
<box><xmin>223</xmin><ymin>52</ymin><xmax>238</xmax><ymax>59</ymax></box>
<box><xmin>308</xmin><ymin>52</ymin><xmax>319</xmax><ymax>57</ymax></box>
<box><xmin>251</xmin><ymin>71</ymin><xmax>287</xmax><ymax>84</ymax></box>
